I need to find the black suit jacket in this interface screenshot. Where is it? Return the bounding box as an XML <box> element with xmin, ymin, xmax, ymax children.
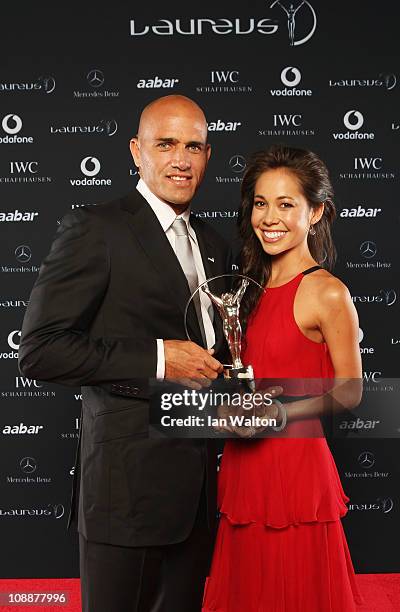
<box><xmin>19</xmin><ymin>189</ymin><xmax>231</xmax><ymax>547</ymax></box>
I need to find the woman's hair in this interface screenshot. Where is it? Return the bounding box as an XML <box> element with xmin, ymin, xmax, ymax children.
<box><xmin>238</xmin><ymin>144</ymin><xmax>336</xmax><ymax>328</ymax></box>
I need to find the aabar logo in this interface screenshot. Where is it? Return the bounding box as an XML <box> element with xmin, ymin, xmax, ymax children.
<box><xmin>136</xmin><ymin>76</ymin><xmax>179</xmax><ymax>88</ymax></box>
<box><xmin>208</xmin><ymin>120</ymin><xmax>241</xmax><ymax>132</ymax></box>
<box><xmin>2</xmin><ymin>423</ymin><xmax>44</xmax><ymax>435</ymax></box>
<box><xmin>0</xmin><ymin>210</ymin><xmax>38</xmax><ymax>222</ymax></box>
<box><xmin>340</xmin><ymin>205</ymin><xmax>382</xmax><ymax>218</ymax></box>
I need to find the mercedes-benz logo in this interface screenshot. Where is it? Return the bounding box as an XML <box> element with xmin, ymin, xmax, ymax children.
<box><xmin>358</xmin><ymin>451</ymin><xmax>375</xmax><ymax>469</ymax></box>
<box><xmin>15</xmin><ymin>245</ymin><xmax>32</xmax><ymax>263</ymax></box>
<box><xmin>20</xmin><ymin>456</ymin><xmax>37</xmax><ymax>474</ymax></box>
<box><xmin>87</xmin><ymin>69</ymin><xmax>105</xmax><ymax>88</ymax></box>
<box><xmin>229</xmin><ymin>155</ymin><xmax>246</xmax><ymax>174</ymax></box>
<box><xmin>360</xmin><ymin>241</ymin><xmax>377</xmax><ymax>259</ymax></box>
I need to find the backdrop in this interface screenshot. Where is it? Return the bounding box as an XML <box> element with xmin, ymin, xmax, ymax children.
<box><xmin>0</xmin><ymin>1</ymin><xmax>398</xmax><ymax>579</ymax></box>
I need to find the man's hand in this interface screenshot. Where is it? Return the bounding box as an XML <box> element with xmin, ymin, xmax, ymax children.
<box><xmin>164</xmin><ymin>340</ymin><xmax>223</xmax><ymax>390</ymax></box>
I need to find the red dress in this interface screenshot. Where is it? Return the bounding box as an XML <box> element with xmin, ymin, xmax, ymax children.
<box><xmin>202</xmin><ymin>269</ymin><xmax>363</xmax><ymax>612</ymax></box>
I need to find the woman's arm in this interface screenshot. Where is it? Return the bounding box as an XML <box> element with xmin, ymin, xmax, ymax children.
<box><xmin>286</xmin><ymin>276</ymin><xmax>362</xmax><ymax>423</ymax></box>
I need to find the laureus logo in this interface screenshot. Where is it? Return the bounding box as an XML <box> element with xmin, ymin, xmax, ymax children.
<box><xmin>269</xmin><ymin>1</ymin><xmax>317</xmax><ymax>46</ymax></box>
<box><xmin>130</xmin><ymin>0</ymin><xmax>317</xmax><ymax>46</ymax></box>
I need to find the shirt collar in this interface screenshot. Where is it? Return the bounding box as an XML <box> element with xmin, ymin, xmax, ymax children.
<box><xmin>136</xmin><ymin>178</ymin><xmax>194</xmax><ymax>238</ymax></box>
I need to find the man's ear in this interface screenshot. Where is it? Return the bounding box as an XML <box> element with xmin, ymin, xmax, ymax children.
<box><xmin>206</xmin><ymin>143</ymin><xmax>212</xmax><ymax>162</ymax></box>
<box><xmin>130</xmin><ymin>138</ymin><xmax>141</xmax><ymax>169</ymax></box>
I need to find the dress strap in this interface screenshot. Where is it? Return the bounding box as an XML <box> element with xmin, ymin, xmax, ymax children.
<box><xmin>301</xmin><ymin>265</ymin><xmax>322</xmax><ymax>275</ymax></box>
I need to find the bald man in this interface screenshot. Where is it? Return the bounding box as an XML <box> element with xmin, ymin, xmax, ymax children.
<box><xmin>19</xmin><ymin>95</ymin><xmax>231</xmax><ymax>611</ymax></box>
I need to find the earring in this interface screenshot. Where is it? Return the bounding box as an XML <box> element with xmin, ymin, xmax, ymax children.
<box><xmin>309</xmin><ymin>224</ymin><xmax>316</xmax><ymax>236</ymax></box>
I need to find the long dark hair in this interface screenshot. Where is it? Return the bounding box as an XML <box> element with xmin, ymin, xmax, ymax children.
<box><xmin>238</xmin><ymin>144</ymin><xmax>336</xmax><ymax>328</ymax></box>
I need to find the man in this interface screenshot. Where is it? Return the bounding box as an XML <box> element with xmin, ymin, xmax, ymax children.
<box><xmin>19</xmin><ymin>95</ymin><xmax>231</xmax><ymax>611</ymax></box>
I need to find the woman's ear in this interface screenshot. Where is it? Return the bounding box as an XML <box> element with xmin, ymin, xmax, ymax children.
<box><xmin>311</xmin><ymin>202</ymin><xmax>325</xmax><ymax>224</ymax></box>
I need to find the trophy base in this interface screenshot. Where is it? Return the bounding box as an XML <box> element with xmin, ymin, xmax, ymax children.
<box><xmin>223</xmin><ymin>364</ymin><xmax>255</xmax><ymax>392</ymax></box>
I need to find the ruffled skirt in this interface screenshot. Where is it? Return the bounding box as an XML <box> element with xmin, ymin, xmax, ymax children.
<box><xmin>202</xmin><ymin>436</ymin><xmax>363</xmax><ymax>611</ymax></box>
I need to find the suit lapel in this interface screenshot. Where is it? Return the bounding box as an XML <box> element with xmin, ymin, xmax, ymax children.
<box><xmin>121</xmin><ymin>191</ymin><xmax>204</xmax><ymax>345</ymax></box>
<box><xmin>190</xmin><ymin>216</ymin><xmax>226</xmax><ymax>354</ymax></box>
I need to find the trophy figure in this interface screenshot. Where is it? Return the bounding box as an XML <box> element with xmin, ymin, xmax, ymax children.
<box><xmin>184</xmin><ymin>274</ymin><xmax>263</xmax><ymax>392</ymax></box>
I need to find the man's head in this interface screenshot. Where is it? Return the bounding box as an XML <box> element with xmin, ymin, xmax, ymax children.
<box><xmin>130</xmin><ymin>95</ymin><xmax>211</xmax><ymax>213</ymax></box>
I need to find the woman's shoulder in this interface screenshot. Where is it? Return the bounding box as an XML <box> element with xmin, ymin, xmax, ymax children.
<box><xmin>301</xmin><ymin>268</ymin><xmax>352</xmax><ymax>311</ymax></box>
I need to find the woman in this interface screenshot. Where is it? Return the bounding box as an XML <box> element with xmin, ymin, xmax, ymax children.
<box><xmin>202</xmin><ymin>145</ymin><xmax>363</xmax><ymax>611</ymax></box>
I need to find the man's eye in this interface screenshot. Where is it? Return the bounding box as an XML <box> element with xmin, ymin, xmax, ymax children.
<box><xmin>158</xmin><ymin>142</ymin><xmax>171</xmax><ymax>150</ymax></box>
<box><xmin>188</xmin><ymin>145</ymin><xmax>201</xmax><ymax>152</ymax></box>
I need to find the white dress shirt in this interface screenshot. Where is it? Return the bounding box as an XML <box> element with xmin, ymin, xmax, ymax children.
<box><xmin>136</xmin><ymin>179</ymin><xmax>215</xmax><ymax>379</ymax></box>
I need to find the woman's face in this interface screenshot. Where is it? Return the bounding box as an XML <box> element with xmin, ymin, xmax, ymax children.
<box><xmin>250</xmin><ymin>167</ymin><xmax>322</xmax><ymax>256</ymax></box>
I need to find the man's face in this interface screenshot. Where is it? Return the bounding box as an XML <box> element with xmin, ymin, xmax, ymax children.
<box><xmin>130</xmin><ymin>105</ymin><xmax>211</xmax><ymax>209</ymax></box>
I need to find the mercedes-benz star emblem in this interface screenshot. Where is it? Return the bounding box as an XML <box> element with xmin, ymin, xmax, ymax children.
<box><xmin>360</xmin><ymin>241</ymin><xmax>377</xmax><ymax>259</ymax></box>
<box><xmin>87</xmin><ymin>69</ymin><xmax>105</xmax><ymax>88</ymax></box>
<box><xmin>358</xmin><ymin>451</ymin><xmax>375</xmax><ymax>469</ymax></box>
<box><xmin>15</xmin><ymin>245</ymin><xmax>32</xmax><ymax>263</ymax></box>
<box><xmin>20</xmin><ymin>456</ymin><xmax>37</xmax><ymax>474</ymax></box>
<box><xmin>229</xmin><ymin>155</ymin><xmax>246</xmax><ymax>174</ymax></box>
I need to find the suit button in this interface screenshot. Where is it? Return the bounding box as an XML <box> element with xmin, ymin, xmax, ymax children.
<box><xmin>131</xmin><ymin>387</ymin><xmax>140</xmax><ymax>395</ymax></box>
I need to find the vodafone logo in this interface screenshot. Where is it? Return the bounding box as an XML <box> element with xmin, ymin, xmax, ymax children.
<box><xmin>343</xmin><ymin>110</ymin><xmax>364</xmax><ymax>131</ymax></box>
<box><xmin>281</xmin><ymin>67</ymin><xmax>301</xmax><ymax>88</ymax></box>
<box><xmin>8</xmin><ymin>330</ymin><xmax>21</xmax><ymax>351</ymax></box>
<box><xmin>2</xmin><ymin>114</ymin><xmax>22</xmax><ymax>135</ymax></box>
<box><xmin>333</xmin><ymin>110</ymin><xmax>374</xmax><ymax>140</ymax></box>
<box><xmin>80</xmin><ymin>156</ymin><xmax>101</xmax><ymax>177</ymax></box>
<box><xmin>70</xmin><ymin>156</ymin><xmax>111</xmax><ymax>187</ymax></box>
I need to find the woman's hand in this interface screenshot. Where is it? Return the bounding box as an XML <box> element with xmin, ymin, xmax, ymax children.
<box><xmin>214</xmin><ymin>386</ymin><xmax>284</xmax><ymax>438</ymax></box>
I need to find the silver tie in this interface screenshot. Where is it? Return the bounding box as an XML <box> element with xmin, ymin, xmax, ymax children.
<box><xmin>171</xmin><ymin>218</ymin><xmax>206</xmax><ymax>346</ymax></box>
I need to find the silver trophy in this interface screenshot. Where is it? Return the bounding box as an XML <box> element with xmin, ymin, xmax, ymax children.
<box><xmin>184</xmin><ymin>274</ymin><xmax>264</xmax><ymax>391</ymax></box>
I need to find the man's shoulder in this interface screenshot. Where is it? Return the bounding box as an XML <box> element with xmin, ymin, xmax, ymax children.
<box><xmin>63</xmin><ymin>190</ymin><xmax>142</xmax><ymax>225</ymax></box>
<box><xmin>190</xmin><ymin>213</ymin><xmax>229</xmax><ymax>250</ymax></box>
